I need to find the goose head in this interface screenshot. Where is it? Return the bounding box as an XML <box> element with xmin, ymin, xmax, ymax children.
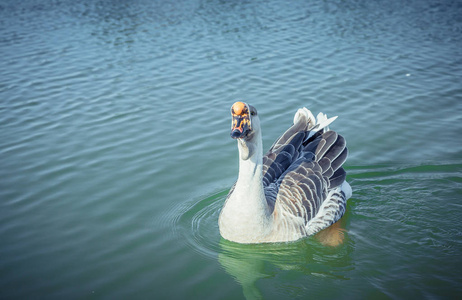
<box><xmin>230</xmin><ymin>101</ymin><xmax>261</xmax><ymax>160</ymax></box>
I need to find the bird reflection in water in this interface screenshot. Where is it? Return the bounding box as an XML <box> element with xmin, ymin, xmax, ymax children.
<box><xmin>218</xmin><ymin>216</ymin><xmax>353</xmax><ymax>299</ymax></box>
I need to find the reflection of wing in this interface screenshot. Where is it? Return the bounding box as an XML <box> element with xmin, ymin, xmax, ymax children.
<box><xmin>262</xmin><ymin>110</ymin><xmax>348</xmax><ymax>237</ymax></box>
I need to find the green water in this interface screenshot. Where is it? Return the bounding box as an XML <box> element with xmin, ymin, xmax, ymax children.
<box><xmin>1</xmin><ymin>0</ymin><xmax>461</xmax><ymax>299</ymax></box>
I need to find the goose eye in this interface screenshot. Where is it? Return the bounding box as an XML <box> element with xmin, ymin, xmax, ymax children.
<box><xmin>251</xmin><ymin>111</ymin><xmax>256</xmax><ymax>116</ymax></box>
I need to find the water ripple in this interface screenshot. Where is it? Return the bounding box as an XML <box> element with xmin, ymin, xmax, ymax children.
<box><xmin>1</xmin><ymin>0</ymin><xmax>461</xmax><ymax>298</ymax></box>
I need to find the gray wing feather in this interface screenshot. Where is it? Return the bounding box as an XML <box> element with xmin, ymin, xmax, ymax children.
<box><xmin>329</xmin><ymin>167</ymin><xmax>347</xmax><ymax>188</ymax></box>
<box><xmin>264</xmin><ymin>126</ymin><xmax>349</xmax><ymax>230</ymax></box>
<box><xmin>267</xmin><ymin>119</ymin><xmax>309</xmax><ymax>153</ymax></box>
<box><xmin>275</xmin><ymin>161</ymin><xmax>326</xmax><ymax>221</ymax></box>
<box><xmin>314</xmin><ymin>131</ymin><xmax>338</xmax><ymax>159</ymax></box>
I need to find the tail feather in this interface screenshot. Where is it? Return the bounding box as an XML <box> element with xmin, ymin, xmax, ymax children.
<box><xmin>314</xmin><ymin>112</ymin><xmax>337</xmax><ymax>132</ymax></box>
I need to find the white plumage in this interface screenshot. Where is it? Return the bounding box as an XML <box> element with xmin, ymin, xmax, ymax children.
<box><xmin>219</xmin><ymin>102</ymin><xmax>352</xmax><ymax>243</ymax></box>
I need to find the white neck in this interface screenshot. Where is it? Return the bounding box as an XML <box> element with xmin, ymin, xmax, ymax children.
<box><xmin>235</xmin><ymin>134</ymin><xmax>265</xmax><ymax>203</ymax></box>
<box><xmin>219</xmin><ymin>130</ymin><xmax>273</xmax><ymax>243</ymax></box>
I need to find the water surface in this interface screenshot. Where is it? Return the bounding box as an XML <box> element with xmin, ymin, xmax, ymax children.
<box><xmin>1</xmin><ymin>0</ymin><xmax>461</xmax><ymax>299</ymax></box>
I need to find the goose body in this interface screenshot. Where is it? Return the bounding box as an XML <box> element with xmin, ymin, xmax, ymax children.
<box><xmin>219</xmin><ymin>102</ymin><xmax>352</xmax><ymax>244</ymax></box>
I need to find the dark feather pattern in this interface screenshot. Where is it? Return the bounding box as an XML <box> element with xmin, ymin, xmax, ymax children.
<box><xmin>262</xmin><ymin>114</ymin><xmax>349</xmax><ymax>231</ymax></box>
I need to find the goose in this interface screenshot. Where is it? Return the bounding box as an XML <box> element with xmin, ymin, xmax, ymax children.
<box><xmin>219</xmin><ymin>102</ymin><xmax>352</xmax><ymax>244</ymax></box>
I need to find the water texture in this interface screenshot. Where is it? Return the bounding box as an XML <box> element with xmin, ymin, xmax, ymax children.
<box><xmin>1</xmin><ymin>0</ymin><xmax>461</xmax><ymax>299</ymax></box>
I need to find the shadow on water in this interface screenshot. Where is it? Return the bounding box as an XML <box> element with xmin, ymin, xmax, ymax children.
<box><xmin>176</xmin><ymin>189</ymin><xmax>355</xmax><ymax>299</ymax></box>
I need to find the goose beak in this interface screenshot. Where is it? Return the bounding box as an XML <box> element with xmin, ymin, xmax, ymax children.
<box><xmin>230</xmin><ymin>101</ymin><xmax>252</xmax><ymax>139</ymax></box>
<box><xmin>231</xmin><ymin>115</ymin><xmax>251</xmax><ymax>139</ymax></box>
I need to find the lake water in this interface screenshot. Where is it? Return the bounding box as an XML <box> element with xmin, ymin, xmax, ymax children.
<box><xmin>1</xmin><ymin>0</ymin><xmax>461</xmax><ymax>299</ymax></box>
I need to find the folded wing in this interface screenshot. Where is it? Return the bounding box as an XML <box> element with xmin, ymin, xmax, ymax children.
<box><xmin>262</xmin><ymin>111</ymin><xmax>348</xmax><ymax>231</ymax></box>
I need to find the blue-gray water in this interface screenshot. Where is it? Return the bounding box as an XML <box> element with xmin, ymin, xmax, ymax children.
<box><xmin>1</xmin><ymin>0</ymin><xmax>461</xmax><ymax>299</ymax></box>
